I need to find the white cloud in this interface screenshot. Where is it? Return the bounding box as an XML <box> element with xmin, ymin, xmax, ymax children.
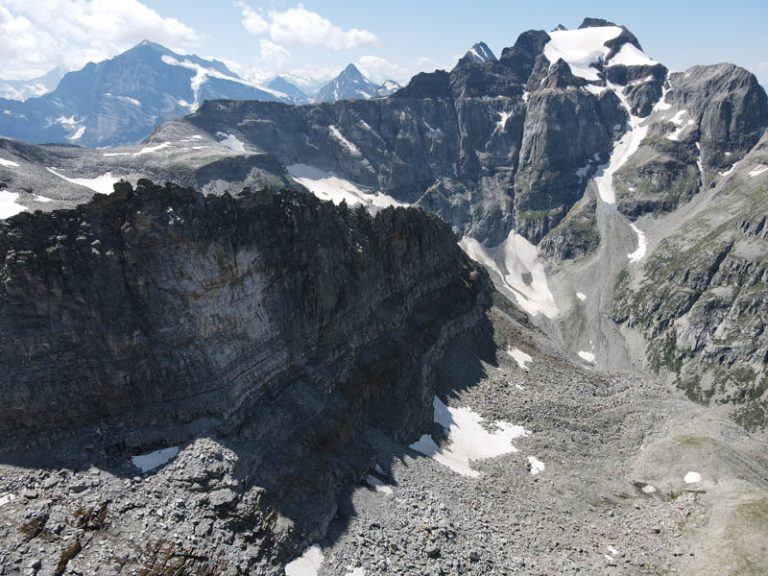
<box><xmin>0</xmin><ymin>0</ymin><xmax>200</xmax><ymax>80</ymax></box>
<box><xmin>259</xmin><ymin>40</ymin><xmax>292</xmax><ymax>72</ymax></box>
<box><xmin>355</xmin><ymin>55</ymin><xmax>449</xmax><ymax>84</ymax></box>
<box><xmin>234</xmin><ymin>1</ymin><xmax>268</xmax><ymax>36</ymax></box>
<box><xmin>237</xmin><ymin>3</ymin><xmax>378</xmax><ymax>51</ymax></box>
<box><xmin>356</xmin><ymin>56</ymin><xmax>404</xmax><ymax>82</ymax></box>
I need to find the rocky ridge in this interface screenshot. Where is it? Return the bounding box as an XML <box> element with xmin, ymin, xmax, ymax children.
<box><xmin>0</xmin><ymin>178</ymin><xmax>491</xmax><ymax>573</ymax></box>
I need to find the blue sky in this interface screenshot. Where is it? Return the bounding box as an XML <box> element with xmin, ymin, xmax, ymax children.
<box><xmin>149</xmin><ymin>0</ymin><xmax>768</xmax><ymax>84</ymax></box>
<box><xmin>1</xmin><ymin>0</ymin><xmax>766</xmax><ymax>85</ymax></box>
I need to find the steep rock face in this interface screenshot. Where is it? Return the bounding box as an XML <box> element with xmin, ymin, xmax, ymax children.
<box><xmin>514</xmin><ymin>89</ymin><xmax>622</xmax><ymax>240</ymax></box>
<box><xmin>170</xmin><ymin>96</ymin><xmax>526</xmax><ymax>244</ymax></box>
<box><xmin>0</xmin><ymin>180</ymin><xmax>490</xmax><ymax>448</ymax></box>
<box><xmin>671</xmin><ymin>64</ymin><xmax>768</xmax><ymax>173</ymax></box>
<box><xmin>148</xmin><ymin>21</ymin><xmax>686</xmax><ymax>247</ymax></box>
<box><xmin>613</xmin><ymin>135</ymin><xmax>768</xmax><ymax>423</ymax></box>
<box><xmin>0</xmin><ymin>179</ymin><xmax>491</xmax><ymax>570</ymax></box>
<box><xmin>613</xmin><ymin>64</ymin><xmax>768</xmax><ymax>220</ymax></box>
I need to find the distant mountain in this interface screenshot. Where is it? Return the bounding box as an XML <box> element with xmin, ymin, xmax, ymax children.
<box><xmin>0</xmin><ymin>67</ymin><xmax>67</xmax><ymax>101</ymax></box>
<box><xmin>266</xmin><ymin>75</ymin><xmax>309</xmax><ymax>103</ymax></box>
<box><xmin>315</xmin><ymin>64</ymin><xmax>399</xmax><ymax>102</ymax></box>
<box><xmin>0</xmin><ymin>41</ymin><xmax>292</xmax><ymax>147</ymax></box>
<box><xmin>379</xmin><ymin>79</ymin><xmax>402</xmax><ymax>96</ymax></box>
<box><xmin>461</xmin><ymin>42</ymin><xmax>497</xmax><ymax>64</ymax></box>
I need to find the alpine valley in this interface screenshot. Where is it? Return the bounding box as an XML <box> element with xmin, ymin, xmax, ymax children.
<box><xmin>1</xmin><ymin>16</ymin><xmax>767</xmax><ymax>576</ymax></box>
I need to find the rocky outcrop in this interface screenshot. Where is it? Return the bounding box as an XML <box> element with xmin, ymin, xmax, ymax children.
<box><xmin>613</xmin><ymin>64</ymin><xmax>768</xmax><ymax>220</ymax></box>
<box><xmin>670</xmin><ymin>64</ymin><xmax>768</xmax><ymax>173</ymax></box>
<box><xmin>613</xmin><ymin>135</ymin><xmax>768</xmax><ymax>423</ymax></box>
<box><xmin>0</xmin><ymin>179</ymin><xmax>489</xmax><ymax>444</ymax></box>
<box><xmin>0</xmin><ymin>179</ymin><xmax>491</xmax><ymax>568</ymax></box>
<box><xmin>513</xmin><ymin>89</ymin><xmax>622</xmax><ymax>240</ymax></box>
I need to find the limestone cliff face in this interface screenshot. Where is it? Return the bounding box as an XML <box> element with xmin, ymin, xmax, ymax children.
<box><xmin>0</xmin><ymin>180</ymin><xmax>490</xmax><ymax>451</ymax></box>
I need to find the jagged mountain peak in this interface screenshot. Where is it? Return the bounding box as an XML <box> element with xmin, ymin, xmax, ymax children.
<box><xmin>542</xmin><ymin>21</ymin><xmax>657</xmax><ymax>85</ymax></box>
<box><xmin>578</xmin><ymin>17</ymin><xmax>619</xmax><ymax>29</ymax></box>
<box><xmin>462</xmin><ymin>42</ymin><xmax>497</xmax><ymax>64</ymax></box>
<box><xmin>266</xmin><ymin>75</ymin><xmax>308</xmax><ymax>103</ymax></box>
<box><xmin>316</xmin><ymin>63</ymin><xmax>395</xmax><ymax>102</ymax></box>
<box><xmin>341</xmin><ymin>63</ymin><xmax>366</xmax><ymax>78</ymax></box>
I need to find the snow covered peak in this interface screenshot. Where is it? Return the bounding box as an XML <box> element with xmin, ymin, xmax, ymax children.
<box><xmin>316</xmin><ymin>64</ymin><xmax>394</xmax><ymax>102</ymax></box>
<box><xmin>159</xmin><ymin>54</ymin><xmax>288</xmax><ymax>111</ymax></box>
<box><xmin>544</xmin><ymin>26</ymin><xmax>624</xmax><ymax>81</ymax></box>
<box><xmin>340</xmin><ymin>63</ymin><xmax>367</xmax><ymax>81</ymax></box>
<box><xmin>463</xmin><ymin>42</ymin><xmax>497</xmax><ymax>65</ymax></box>
<box><xmin>607</xmin><ymin>43</ymin><xmax>657</xmax><ymax>68</ymax></box>
<box><xmin>543</xmin><ymin>23</ymin><xmax>657</xmax><ymax>82</ymax></box>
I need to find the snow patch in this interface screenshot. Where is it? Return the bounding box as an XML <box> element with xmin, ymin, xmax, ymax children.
<box><xmin>410</xmin><ymin>397</ymin><xmax>530</xmax><ymax>478</ymax></box>
<box><xmin>56</xmin><ymin>115</ymin><xmax>77</xmax><ymax>128</ymax></box>
<box><xmin>287</xmin><ymin>164</ymin><xmax>405</xmax><ymax>212</ymax></box>
<box><xmin>0</xmin><ymin>493</ymin><xmax>16</xmax><ymax>508</ymax></box>
<box><xmin>365</xmin><ymin>475</ymin><xmax>393</xmax><ymax>495</ymax></box>
<box><xmin>102</xmin><ymin>152</ymin><xmax>131</xmax><ymax>158</ymax></box>
<box><xmin>719</xmin><ymin>164</ymin><xmax>736</xmax><ymax>177</ymax></box>
<box><xmin>695</xmin><ymin>142</ymin><xmax>704</xmax><ymax>176</ymax></box>
<box><xmin>496</xmin><ymin>110</ymin><xmax>514</xmax><ymax>133</ymax></box>
<box><xmin>459</xmin><ymin>231</ymin><xmax>559</xmax><ymax>319</ymax></box>
<box><xmin>527</xmin><ymin>456</ymin><xmax>546</xmax><ymax>475</ymax></box>
<box><xmin>578</xmin><ymin>350</ymin><xmax>596</xmax><ymax>363</ymax></box>
<box><xmin>68</xmin><ymin>126</ymin><xmax>86</xmax><ymax>141</ymax></box>
<box><xmin>641</xmin><ymin>484</ymin><xmax>657</xmax><ymax>494</ymax></box>
<box><xmin>594</xmin><ymin>84</ymin><xmax>668</xmax><ymax>204</ymax></box>
<box><xmin>627</xmin><ymin>223</ymin><xmax>647</xmax><ymax>263</ymax></box>
<box><xmin>684</xmin><ymin>471</ymin><xmax>702</xmax><ymax>484</ymax></box>
<box><xmin>134</xmin><ymin>142</ymin><xmax>171</xmax><ymax>156</ymax></box>
<box><xmin>543</xmin><ymin>26</ymin><xmax>623</xmax><ymax>81</ymax></box>
<box><xmin>608</xmin><ymin>43</ymin><xmax>657</xmax><ymax>67</ymax></box>
<box><xmin>0</xmin><ymin>191</ymin><xmax>24</xmax><ymax>219</ymax></box>
<box><xmin>749</xmin><ymin>164</ymin><xmax>768</xmax><ymax>177</ymax></box>
<box><xmin>328</xmin><ymin>125</ymin><xmax>362</xmax><ymax>157</ymax></box>
<box><xmin>345</xmin><ymin>569</ymin><xmax>365</xmax><ymax>576</ymax></box>
<box><xmin>666</xmin><ymin>110</ymin><xmax>696</xmax><ymax>141</ymax></box>
<box><xmin>507</xmin><ymin>347</ymin><xmax>532</xmax><ymax>371</ymax></box>
<box><xmin>131</xmin><ymin>447</ymin><xmax>180</xmax><ymax>474</ymax></box>
<box><xmin>46</xmin><ymin>168</ymin><xmax>119</xmax><ymax>195</ymax></box>
<box><xmin>160</xmin><ymin>54</ymin><xmax>287</xmax><ymax>110</ymax></box>
<box><xmin>216</xmin><ymin>132</ymin><xmax>246</xmax><ymax>152</ymax></box>
<box><xmin>285</xmin><ymin>545</ymin><xmax>324</xmax><ymax>576</ymax></box>
<box><xmin>0</xmin><ymin>158</ymin><xmax>19</xmax><ymax>168</ymax></box>
<box><xmin>576</xmin><ymin>292</ymin><xmax>587</xmax><ymax>302</ymax></box>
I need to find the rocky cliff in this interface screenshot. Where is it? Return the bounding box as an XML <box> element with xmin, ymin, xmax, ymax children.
<box><xmin>0</xmin><ymin>179</ymin><xmax>491</xmax><ymax>569</ymax></box>
<box><xmin>613</xmin><ymin>132</ymin><xmax>768</xmax><ymax>425</ymax></box>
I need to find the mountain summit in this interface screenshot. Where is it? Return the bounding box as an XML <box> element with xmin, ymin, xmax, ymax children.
<box><xmin>316</xmin><ymin>64</ymin><xmax>399</xmax><ymax>102</ymax></box>
<box><xmin>462</xmin><ymin>42</ymin><xmax>497</xmax><ymax>64</ymax></box>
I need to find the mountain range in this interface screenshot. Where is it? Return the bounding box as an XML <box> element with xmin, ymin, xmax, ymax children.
<box><xmin>1</xmin><ymin>16</ymin><xmax>767</xmax><ymax>576</ymax></box>
<box><xmin>0</xmin><ymin>41</ymin><xmax>291</xmax><ymax>147</ymax></box>
<box><xmin>0</xmin><ymin>47</ymin><xmax>403</xmax><ymax>147</ymax></box>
